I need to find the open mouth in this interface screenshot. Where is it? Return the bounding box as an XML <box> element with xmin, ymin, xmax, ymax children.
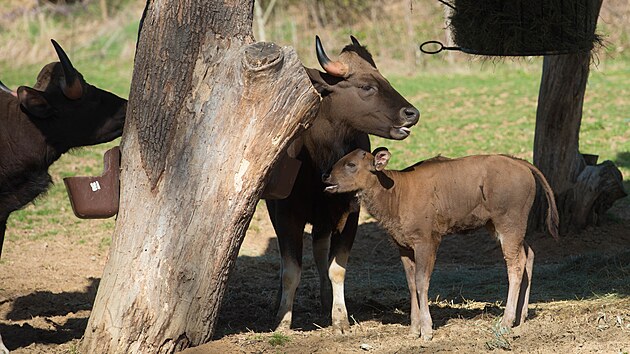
<box><xmin>390</xmin><ymin>126</ymin><xmax>412</xmax><ymax>139</ymax></box>
<box><xmin>397</xmin><ymin>126</ymin><xmax>412</xmax><ymax>134</ymax></box>
<box><xmin>324</xmin><ymin>184</ymin><xmax>339</xmax><ymax>193</ymax></box>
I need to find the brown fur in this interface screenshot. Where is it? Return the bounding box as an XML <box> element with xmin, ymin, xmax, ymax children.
<box><xmin>266</xmin><ymin>37</ymin><xmax>419</xmax><ymax>333</ymax></box>
<box><xmin>324</xmin><ymin>149</ymin><xmax>559</xmax><ymax>340</ymax></box>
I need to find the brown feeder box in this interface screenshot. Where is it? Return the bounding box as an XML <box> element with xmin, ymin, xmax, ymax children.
<box><xmin>64</xmin><ymin>146</ymin><xmax>121</xmax><ymax>219</ymax></box>
<box><xmin>261</xmin><ymin>151</ymin><xmax>301</xmax><ymax>200</ymax></box>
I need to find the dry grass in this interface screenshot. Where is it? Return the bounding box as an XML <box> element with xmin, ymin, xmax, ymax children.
<box><xmin>0</xmin><ymin>0</ymin><xmax>141</xmax><ymax>91</ymax></box>
<box><xmin>0</xmin><ymin>1</ymin><xmax>628</xmax><ymax>353</ymax></box>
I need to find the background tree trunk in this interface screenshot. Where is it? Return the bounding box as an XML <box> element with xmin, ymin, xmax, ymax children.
<box><xmin>532</xmin><ymin>50</ymin><xmax>627</xmax><ymax>234</ymax></box>
<box><xmin>81</xmin><ymin>1</ymin><xmax>320</xmax><ymax>353</ymax></box>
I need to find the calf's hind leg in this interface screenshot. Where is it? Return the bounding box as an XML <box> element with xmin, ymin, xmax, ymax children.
<box><xmin>515</xmin><ymin>242</ymin><xmax>534</xmax><ymax>326</ymax></box>
<box><xmin>495</xmin><ymin>225</ymin><xmax>529</xmax><ymax>330</ymax></box>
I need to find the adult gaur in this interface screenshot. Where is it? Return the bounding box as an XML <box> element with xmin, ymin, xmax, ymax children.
<box><xmin>266</xmin><ymin>35</ymin><xmax>420</xmax><ymax>333</ymax></box>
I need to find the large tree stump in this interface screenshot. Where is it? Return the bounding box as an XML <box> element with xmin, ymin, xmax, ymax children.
<box><xmin>80</xmin><ymin>1</ymin><xmax>320</xmax><ymax>353</ymax></box>
<box><xmin>532</xmin><ymin>50</ymin><xmax>627</xmax><ymax>234</ymax></box>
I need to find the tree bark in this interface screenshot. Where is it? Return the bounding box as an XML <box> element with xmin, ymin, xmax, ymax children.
<box><xmin>532</xmin><ymin>51</ymin><xmax>626</xmax><ymax>234</ymax></box>
<box><xmin>81</xmin><ymin>1</ymin><xmax>320</xmax><ymax>353</ymax></box>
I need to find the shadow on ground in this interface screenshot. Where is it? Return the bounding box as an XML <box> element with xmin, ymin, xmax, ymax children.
<box><xmin>1</xmin><ymin>318</ymin><xmax>86</xmax><ymax>350</ymax></box>
<box><xmin>214</xmin><ymin>213</ymin><xmax>630</xmax><ymax>339</ymax></box>
<box><xmin>2</xmin><ymin>278</ymin><xmax>99</xmax><ymax>351</ymax></box>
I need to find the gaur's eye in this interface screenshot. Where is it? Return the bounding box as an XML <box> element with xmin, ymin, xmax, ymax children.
<box><xmin>361</xmin><ymin>85</ymin><xmax>374</xmax><ymax>91</ymax></box>
<box><xmin>346</xmin><ymin>162</ymin><xmax>356</xmax><ymax>168</ymax></box>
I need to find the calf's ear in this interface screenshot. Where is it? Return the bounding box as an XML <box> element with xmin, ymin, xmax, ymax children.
<box><xmin>17</xmin><ymin>87</ymin><xmax>54</xmax><ymax>118</ymax></box>
<box><xmin>372</xmin><ymin>147</ymin><xmax>391</xmax><ymax>171</ymax></box>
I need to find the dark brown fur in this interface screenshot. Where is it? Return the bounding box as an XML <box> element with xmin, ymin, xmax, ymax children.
<box><xmin>0</xmin><ymin>42</ymin><xmax>127</xmax><ymax>258</ymax></box>
<box><xmin>324</xmin><ymin>149</ymin><xmax>559</xmax><ymax>340</ymax></box>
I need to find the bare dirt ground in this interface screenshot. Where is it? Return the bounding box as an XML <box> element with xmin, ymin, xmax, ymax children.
<box><xmin>1</xmin><ymin>200</ymin><xmax>629</xmax><ymax>353</ymax></box>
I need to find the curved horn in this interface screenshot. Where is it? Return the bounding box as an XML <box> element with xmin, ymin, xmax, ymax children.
<box><xmin>51</xmin><ymin>39</ymin><xmax>83</xmax><ymax>100</ymax></box>
<box><xmin>350</xmin><ymin>35</ymin><xmax>361</xmax><ymax>47</ymax></box>
<box><xmin>315</xmin><ymin>35</ymin><xmax>349</xmax><ymax>77</ymax></box>
<box><xmin>0</xmin><ymin>80</ymin><xmax>16</xmax><ymax>97</ymax></box>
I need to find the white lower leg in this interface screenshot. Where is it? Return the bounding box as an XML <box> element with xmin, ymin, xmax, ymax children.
<box><xmin>276</xmin><ymin>258</ymin><xmax>301</xmax><ymax>330</ymax></box>
<box><xmin>329</xmin><ymin>257</ymin><xmax>349</xmax><ymax>333</ymax></box>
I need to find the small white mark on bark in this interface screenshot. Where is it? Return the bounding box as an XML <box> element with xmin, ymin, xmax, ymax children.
<box><xmin>271</xmin><ymin>135</ymin><xmax>282</xmax><ymax>146</ymax></box>
<box><xmin>234</xmin><ymin>159</ymin><xmax>250</xmax><ymax>193</ymax></box>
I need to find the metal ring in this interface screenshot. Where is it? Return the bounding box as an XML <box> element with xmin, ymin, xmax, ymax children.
<box><xmin>420</xmin><ymin>41</ymin><xmax>446</xmax><ymax>54</ymax></box>
<box><xmin>420</xmin><ymin>41</ymin><xmax>464</xmax><ymax>55</ymax></box>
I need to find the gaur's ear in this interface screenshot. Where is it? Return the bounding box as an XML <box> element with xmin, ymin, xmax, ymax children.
<box><xmin>372</xmin><ymin>147</ymin><xmax>391</xmax><ymax>171</ymax></box>
<box><xmin>17</xmin><ymin>86</ymin><xmax>54</xmax><ymax>118</ymax></box>
<box><xmin>305</xmin><ymin>67</ymin><xmax>342</xmax><ymax>96</ymax></box>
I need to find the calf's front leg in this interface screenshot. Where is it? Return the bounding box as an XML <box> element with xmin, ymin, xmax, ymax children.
<box><xmin>413</xmin><ymin>240</ymin><xmax>439</xmax><ymax>341</ymax></box>
<box><xmin>399</xmin><ymin>248</ymin><xmax>420</xmax><ymax>337</ymax></box>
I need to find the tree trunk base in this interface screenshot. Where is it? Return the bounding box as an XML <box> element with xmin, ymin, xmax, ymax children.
<box><xmin>532</xmin><ymin>153</ymin><xmax>627</xmax><ymax>235</ymax></box>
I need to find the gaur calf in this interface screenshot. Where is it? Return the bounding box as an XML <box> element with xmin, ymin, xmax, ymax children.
<box><xmin>323</xmin><ymin>148</ymin><xmax>559</xmax><ymax>340</ymax></box>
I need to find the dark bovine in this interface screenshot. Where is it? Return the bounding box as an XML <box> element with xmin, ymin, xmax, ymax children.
<box><xmin>0</xmin><ymin>39</ymin><xmax>127</xmax><ymax>257</ymax></box>
<box><xmin>266</xmin><ymin>36</ymin><xmax>420</xmax><ymax>333</ymax></box>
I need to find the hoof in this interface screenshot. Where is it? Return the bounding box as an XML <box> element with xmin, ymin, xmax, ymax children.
<box><xmin>407</xmin><ymin>330</ymin><xmax>420</xmax><ymax>339</ymax></box>
<box><xmin>420</xmin><ymin>326</ymin><xmax>433</xmax><ymax>341</ymax></box>
<box><xmin>497</xmin><ymin>320</ymin><xmax>513</xmax><ymax>335</ymax></box>
<box><xmin>275</xmin><ymin>320</ymin><xmax>292</xmax><ymax>333</ymax></box>
<box><xmin>332</xmin><ymin>319</ymin><xmax>351</xmax><ymax>335</ymax></box>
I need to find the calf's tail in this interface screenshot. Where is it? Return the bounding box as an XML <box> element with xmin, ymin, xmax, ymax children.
<box><xmin>524</xmin><ymin>163</ymin><xmax>560</xmax><ymax>241</ymax></box>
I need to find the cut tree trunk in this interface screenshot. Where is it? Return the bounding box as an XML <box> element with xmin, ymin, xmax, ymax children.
<box><xmin>80</xmin><ymin>1</ymin><xmax>320</xmax><ymax>353</ymax></box>
<box><xmin>532</xmin><ymin>50</ymin><xmax>627</xmax><ymax>234</ymax></box>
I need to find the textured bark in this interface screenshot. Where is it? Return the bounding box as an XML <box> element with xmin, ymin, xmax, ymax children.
<box><xmin>532</xmin><ymin>21</ymin><xmax>627</xmax><ymax>233</ymax></box>
<box><xmin>81</xmin><ymin>1</ymin><xmax>320</xmax><ymax>353</ymax></box>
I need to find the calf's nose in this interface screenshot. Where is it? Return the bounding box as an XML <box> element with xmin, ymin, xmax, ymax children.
<box><xmin>321</xmin><ymin>173</ymin><xmax>330</xmax><ymax>182</ymax></box>
<box><xmin>400</xmin><ymin>107</ymin><xmax>420</xmax><ymax>125</ymax></box>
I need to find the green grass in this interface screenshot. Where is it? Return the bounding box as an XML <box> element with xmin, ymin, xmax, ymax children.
<box><xmin>3</xmin><ymin>60</ymin><xmax>629</xmax><ymax>248</ymax></box>
<box><xmin>379</xmin><ymin>60</ymin><xmax>630</xmax><ymax>210</ymax></box>
<box><xmin>0</xmin><ymin>0</ymin><xmax>627</xmax><ymax>250</ymax></box>
<box><xmin>268</xmin><ymin>332</ymin><xmax>291</xmax><ymax>346</ymax></box>
<box><xmin>380</xmin><ymin>62</ymin><xmax>629</xmax><ymax>167</ymax></box>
